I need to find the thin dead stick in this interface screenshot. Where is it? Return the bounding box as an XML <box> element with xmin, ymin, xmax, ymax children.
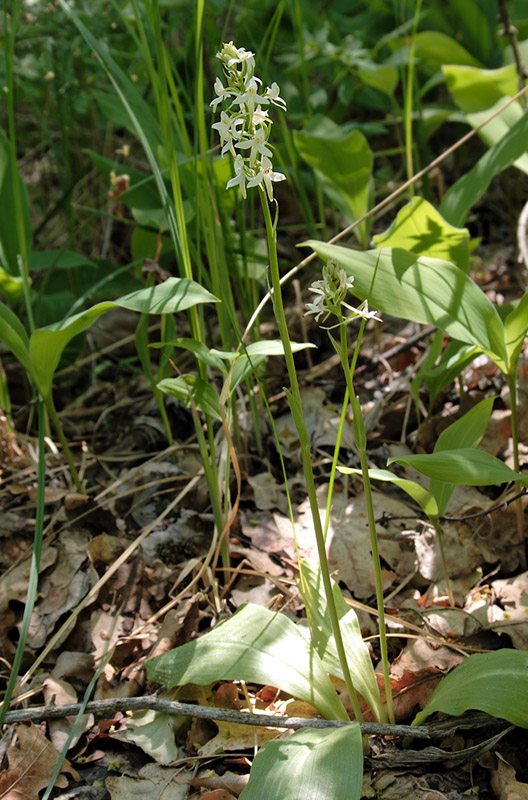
<box><xmin>1</xmin><ymin>696</ymin><xmax>430</xmax><ymax>738</ymax></box>
<box><xmin>241</xmin><ymin>84</ymin><xmax>528</xmax><ymax>345</ymax></box>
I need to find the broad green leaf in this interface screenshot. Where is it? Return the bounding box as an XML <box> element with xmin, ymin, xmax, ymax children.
<box><xmin>411</xmin><ymin>31</ymin><xmax>481</xmax><ymax>68</ymax></box>
<box><xmin>442</xmin><ymin>64</ymin><xmax>518</xmax><ymax>114</ymax></box>
<box><xmin>240</xmin><ymin>724</ymin><xmax>363</xmax><ymax>800</ymax></box>
<box><xmin>28</xmin><ymin>250</ymin><xmax>98</xmax><ymax>271</ymax></box>
<box><xmin>357</xmin><ymin>63</ymin><xmax>398</xmax><ymax>97</ymax></box>
<box><xmin>0</xmin><ymin>301</ymin><xmax>34</xmax><ymax>380</ymax></box>
<box><xmin>372</xmin><ymin>197</ymin><xmax>470</xmax><ymax>273</ymax></box>
<box><xmin>151</xmin><ymin>338</ymin><xmax>227</xmax><ymax>371</ymax></box>
<box><xmin>413</xmin><ymin>650</ymin><xmax>528</xmax><ymax>729</ymax></box>
<box><xmin>29</xmin><ymin>278</ymin><xmax>217</xmax><ymax>398</ymax></box>
<box><xmin>435</xmin><ymin>398</ymin><xmax>494</xmax><ymax>452</ymax></box>
<box><xmin>210</xmin><ymin>341</ymin><xmax>316</xmax><ymax>360</ymax></box>
<box><xmin>504</xmin><ymin>291</ymin><xmax>528</xmax><ymax>372</ymax></box>
<box><xmin>116</xmin><ymin>278</ymin><xmax>218</xmax><ymax>314</ymax></box>
<box><xmin>430</xmin><ymin>397</ymin><xmax>494</xmax><ymax>514</ymax></box>
<box><xmin>440</xmin><ymin>111</ymin><xmax>528</xmax><ymax>226</ymax></box>
<box><xmin>298</xmin><ymin>561</ymin><xmax>386</xmax><ymax>722</ymax></box>
<box><xmin>442</xmin><ymin>65</ymin><xmax>528</xmax><ymax>174</ymax></box>
<box><xmin>157</xmin><ymin>375</ymin><xmax>222</xmax><ymax>420</ymax></box>
<box><xmin>424</xmin><ymin>341</ymin><xmax>481</xmax><ymax>404</ymax></box>
<box><xmin>303</xmin><ymin>242</ymin><xmax>508</xmax><ymax>372</ymax></box>
<box><xmin>30</xmin><ymin>302</ymin><xmax>116</xmax><ymax>397</ymax></box>
<box><xmin>294</xmin><ymin>117</ymin><xmax>373</xmax><ymax>246</ymax></box>
<box><xmin>338</xmin><ymin>467</ymin><xmax>439</xmax><ymax>519</ymax></box>
<box><xmin>387</xmin><ymin>448</ymin><xmax>527</xmax><ymax>487</ymax></box>
<box><xmin>146</xmin><ymin>603</ymin><xmax>348</xmax><ymax>721</ymax></box>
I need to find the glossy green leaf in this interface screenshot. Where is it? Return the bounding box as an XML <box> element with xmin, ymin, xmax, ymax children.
<box><xmin>387</xmin><ymin>448</ymin><xmax>526</xmax><ymax>487</ymax></box>
<box><xmin>151</xmin><ymin>338</ymin><xmax>227</xmax><ymax>371</ymax></box>
<box><xmin>373</xmin><ymin>197</ymin><xmax>470</xmax><ymax>273</ymax></box>
<box><xmin>294</xmin><ymin>118</ymin><xmax>372</xmax><ymax>246</ymax></box>
<box><xmin>0</xmin><ymin>301</ymin><xmax>34</xmax><ymax>380</ymax></box>
<box><xmin>338</xmin><ymin>466</ymin><xmax>439</xmax><ymax>519</ymax></box>
<box><xmin>442</xmin><ymin>65</ymin><xmax>528</xmax><ymax>175</ymax></box>
<box><xmin>430</xmin><ymin>397</ymin><xmax>494</xmax><ymax>514</ymax></box>
<box><xmin>440</xmin><ymin>110</ymin><xmax>528</xmax><ymax>226</ymax></box>
<box><xmin>442</xmin><ymin>64</ymin><xmax>518</xmax><ymax>114</ymax></box>
<box><xmin>435</xmin><ymin>398</ymin><xmax>494</xmax><ymax>453</ymax></box>
<box><xmin>303</xmin><ymin>242</ymin><xmax>508</xmax><ymax>372</ymax></box>
<box><xmin>413</xmin><ymin>650</ymin><xmax>528</xmax><ymax>729</ymax></box>
<box><xmin>424</xmin><ymin>341</ymin><xmax>480</xmax><ymax>404</ymax></box>
<box><xmin>411</xmin><ymin>31</ymin><xmax>481</xmax><ymax>68</ymax></box>
<box><xmin>240</xmin><ymin>724</ymin><xmax>363</xmax><ymax>800</ymax></box>
<box><xmin>28</xmin><ymin>278</ymin><xmax>217</xmax><ymax>398</ymax></box>
<box><xmin>146</xmin><ymin>603</ymin><xmax>348</xmax><ymax>721</ymax></box>
<box><xmin>157</xmin><ymin>375</ymin><xmax>222</xmax><ymax>420</ymax></box>
<box><xmin>298</xmin><ymin>561</ymin><xmax>386</xmax><ymax>722</ymax></box>
<box><xmin>504</xmin><ymin>291</ymin><xmax>528</xmax><ymax>372</ymax></box>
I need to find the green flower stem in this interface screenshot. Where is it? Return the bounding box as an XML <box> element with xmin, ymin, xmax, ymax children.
<box><xmin>432</xmin><ymin>518</ymin><xmax>455</xmax><ymax>607</ymax></box>
<box><xmin>260</xmin><ymin>190</ymin><xmax>363</xmax><ymax>723</ymax></box>
<box><xmin>338</xmin><ymin>323</ymin><xmax>395</xmax><ymax>725</ymax></box>
<box><xmin>507</xmin><ymin>373</ymin><xmax>526</xmax><ymax>570</ymax></box>
<box><xmin>44</xmin><ymin>395</ymin><xmax>84</xmax><ymax>494</ymax></box>
<box><xmin>0</xmin><ymin>399</ymin><xmax>45</xmax><ymax>728</ymax></box>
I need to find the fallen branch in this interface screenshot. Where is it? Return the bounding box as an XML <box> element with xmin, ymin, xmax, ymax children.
<box><xmin>2</xmin><ymin>697</ymin><xmax>505</xmax><ymax>742</ymax></box>
<box><xmin>4</xmin><ymin>696</ymin><xmax>424</xmax><ymax>737</ymax></box>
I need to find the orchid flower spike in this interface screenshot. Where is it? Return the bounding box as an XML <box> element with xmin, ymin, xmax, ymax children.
<box><xmin>211</xmin><ymin>42</ymin><xmax>287</xmax><ymax>201</ymax></box>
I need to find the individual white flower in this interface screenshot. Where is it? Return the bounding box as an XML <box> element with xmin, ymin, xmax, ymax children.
<box><xmin>212</xmin><ymin>111</ymin><xmax>238</xmax><ymax>156</ymax></box>
<box><xmin>234</xmin><ymin>76</ymin><xmax>267</xmax><ymax>117</ymax></box>
<box><xmin>218</xmin><ymin>41</ymin><xmax>255</xmax><ymax>74</ymax></box>
<box><xmin>246</xmin><ymin>155</ymin><xmax>286</xmax><ymax>201</ymax></box>
<box><xmin>252</xmin><ymin>105</ymin><xmax>269</xmax><ymax>126</ymax></box>
<box><xmin>210</xmin><ymin>77</ymin><xmax>236</xmax><ymax>108</ymax></box>
<box><xmin>264</xmin><ymin>82</ymin><xmax>287</xmax><ymax>110</ymax></box>
<box><xmin>235</xmin><ymin>127</ymin><xmax>272</xmax><ymax>166</ymax></box>
<box><xmin>226</xmin><ymin>154</ymin><xmax>248</xmax><ymax>199</ymax></box>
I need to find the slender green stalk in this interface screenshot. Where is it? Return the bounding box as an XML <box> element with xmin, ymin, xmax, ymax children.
<box><xmin>432</xmin><ymin>518</ymin><xmax>455</xmax><ymax>607</ymax></box>
<box><xmin>403</xmin><ymin>0</ymin><xmax>423</xmax><ymax>189</ymax></box>
<box><xmin>0</xmin><ymin>400</ymin><xmax>46</xmax><ymax>728</ymax></box>
<box><xmin>260</xmin><ymin>191</ymin><xmax>363</xmax><ymax>722</ymax></box>
<box><xmin>44</xmin><ymin>395</ymin><xmax>84</xmax><ymax>494</ymax></box>
<box><xmin>336</xmin><ymin>323</ymin><xmax>395</xmax><ymax>724</ymax></box>
<box><xmin>507</xmin><ymin>373</ymin><xmax>526</xmax><ymax>570</ymax></box>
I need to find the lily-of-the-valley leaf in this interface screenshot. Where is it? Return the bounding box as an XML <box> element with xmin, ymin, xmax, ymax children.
<box><xmin>146</xmin><ymin>603</ymin><xmax>349</xmax><ymax>722</ymax></box>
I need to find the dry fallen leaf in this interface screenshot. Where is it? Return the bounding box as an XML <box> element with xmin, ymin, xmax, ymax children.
<box><xmin>0</xmin><ymin>723</ymin><xmax>79</xmax><ymax>799</ymax></box>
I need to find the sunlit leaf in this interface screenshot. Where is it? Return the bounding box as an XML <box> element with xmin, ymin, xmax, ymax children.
<box><xmin>387</xmin><ymin>448</ymin><xmax>526</xmax><ymax>487</ymax></box>
<box><xmin>298</xmin><ymin>561</ymin><xmax>386</xmax><ymax>722</ymax></box>
<box><xmin>338</xmin><ymin>466</ymin><xmax>439</xmax><ymax>519</ymax></box>
<box><xmin>373</xmin><ymin>197</ymin><xmax>470</xmax><ymax>273</ymax></box>
<box><xmin>240</xmin><ymin>724</ymin><xmax>363</xmax><ymax>800</ymax></box>
<box><xmin>413</xmin><ymin>650</ymin><xmax>528</xmax><ymax>729</ymax></box>
<box><xmin>147</xmin><ymin>603</ymin><xmax>349</xmax><ymax>721</ymax></box>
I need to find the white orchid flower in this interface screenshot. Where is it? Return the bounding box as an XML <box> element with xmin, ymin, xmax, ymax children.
<box><xmin>226</xmin><ymin>154</ymin><xmax>248</xmax><ymax>199</ymax></box>
<box><xmin>246</xmin><ymin>156</ymin><xmax>286</xmax><ymax>201</ymax></box>
<box><xmin>235</xmin><ymin>128</ymin><xmax>272</xmax><ymax>166</ymax></box>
